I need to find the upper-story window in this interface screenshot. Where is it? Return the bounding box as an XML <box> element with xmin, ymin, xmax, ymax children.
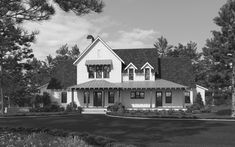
<box><xmin>88</xmin><ymin>65</ymin><xmax>95</xmax><ymax>79</ymax></box>
<box><xmin>145</xmin><ymin>68</ymin><xmax>150</xmax><ymax>80</ymax></box>
<box><xmin>96</xmin><ymin>65</ymin><xmax>102</xmax><ymax>78</ymax></box>
<box><xmin>87</xmin><ymin>65</ymin><xmax>111</xmax><ymax>79</ymax></box>
<box><xmin>103</xmin><ymin>65</ymin><xmax>110</xmax><ymax>78</ymax></box>
<box><xmin>129</xmin><ymin>68</ymin><xmax>134</xmax><ymax>80</ymax></box>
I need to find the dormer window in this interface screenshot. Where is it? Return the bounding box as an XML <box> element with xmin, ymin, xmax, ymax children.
<box><xmin>141</xmin><ymin>62</ymin><xmax>154</xmax><ymax>81</ymax></box>
<box><xmin>145</xmin><ymin>68</ymin><xmax>150</xmax><ymax>80</ymax></box>
<box><xmin>129</xmin><ymin>68</ymin><xmax>134</xmax><ymax>80</ymax></box>
<box><xmin>125</xmin><ymin>62</ymin><xmax>137</xmax><ymax>81</ymax></box>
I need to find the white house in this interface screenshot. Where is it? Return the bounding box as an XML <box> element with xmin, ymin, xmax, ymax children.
<box><xmin>38</xmin><ymin>36</ymin><xmax>207</xmax><ymax>110</ymax></box>
<box><xmin>196</xmin><ymin>85</ymin><xmax>208</xmax><ymax>105</ymax></box>
<box><xmin>64</xmin><ymin>36</ymin><xmax>195</xmax><ymax>110</ymax></box>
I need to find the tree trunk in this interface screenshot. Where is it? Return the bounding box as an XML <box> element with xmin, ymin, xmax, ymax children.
<box><xmin>232</xmin><ymin>61</ymin><xmax>235</xmax><ymax>118</ymax></box>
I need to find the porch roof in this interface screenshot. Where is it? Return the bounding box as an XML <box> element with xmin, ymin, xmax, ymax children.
<box><xmin>68</xmin><ymin>79</ymin><xmax>187</xmax><ymax>90</ymax></box>
<box><xmin>68</xmin><ymin>80</ymin><xmax>121</xmax><ymax>89</ymax></box>
<box><xmin>121</xmin><ymin>79</ymin><xmax>187</xmax><ymax>89</ymax></box>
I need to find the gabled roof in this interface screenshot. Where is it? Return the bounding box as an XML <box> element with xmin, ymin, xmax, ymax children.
<box><xmin>73</xmin><ymin>36</ymin><xmax>124</xmax><ymax>65</ymax></box>
<box><xmin>124</xmin><ymin>62</ymin><xmax>138</xmax><ymax>70</ymax></box>
<box><xmin>141</xmin><ymin>62</ymin><xmax>154</xmax><ymax>70</ymax></box>
<box><xmin>160</xmin><ymin>57</ymin><xmax>195</xmax><ymax>88</ymax></box>
<box><xmin>113</xmin><ymin>48</ymin><xmax>159</xmax><ymax>72</ymax></box>
<box><xmin>196</xmin><ymin>85</ymin><xmax>208</xmax><ymax>91</ymax></box>
<box><xmin>37</xmin><ymin>83</ymin><xmax>49</xmax><ymax>90</ymax></box>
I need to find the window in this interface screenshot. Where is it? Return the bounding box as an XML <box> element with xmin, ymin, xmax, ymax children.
<box><xmin>108</xmin><ymin>91</ymin><xmax>115</xmax><ymax>103</ymax></box>
<box><xmin>88</xmin><ymin>65</ymin><xmax>111</xmax><ymax>79</ymax></box>
<box><xmin>156</xmin><ymin>92</ymin><xmax>162</xmax><ymax>98</ymax></box>
<box><xmin>130</xmin><ymin>91</ymin><xmax>145</xmax><ymax>99</ymax></box>
<box><xmin>129</xmin><ymin>68</ymin><xmax>134</xmax><ymax>80</ymax></box>
<box><xmin>165</xmin><ymin>91</ymin><xmax>172</xmax><ymax>103</ymax></box>
<box><xmin>145</xmin><ymin>68</ymin><xmax>150</xmax><ymax>80</ymax></box>
<box><xmin>96</xmin><ymin>65</ymin><xmax>102</xmax><ymax>78</ymax></box>
<box><xmin>84</xmin><ymin>91</ymin><xmax>90</xmax><ymax>103</ymax></box>
<box><xmin>103</xmin><ymin>65</ymin><xmax>110</xmax><ymax>78</ymax></box>
<box><xmin>130</xmin><ymin>91</ymin><xmax>135</xmax><ymax>99</ymax></box>
<box><xmin>61</xmin><ymin>92</ymin><xmax>67</xmax><ymax>103</ymax></box>
<box><xmin>185</xmin><ymin>91</ymin><xmax>190</xmax><ymax>103</ymax></box>
<box><xmin>88</xmin><ymin>65</ymin><xmax>95</xmax><ymax>79</ymax></box>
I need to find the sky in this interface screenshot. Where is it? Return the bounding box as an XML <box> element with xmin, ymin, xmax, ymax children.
<box><xmin>24</xmin><ymin>0</ymin><xmax>227</xmax><ymax>60</ymax></box>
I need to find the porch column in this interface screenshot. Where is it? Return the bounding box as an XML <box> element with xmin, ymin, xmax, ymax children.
<box><xmin>102</xmin><ymin>90</ymin><xmax>105</xmax><ymax>107</ymax></box>
<box><xmin>150</xmin><ymin>89</ymin><xmax>153</xmax><ymax>108</ymax></box>
<box><xmin>118</xmin><ymin>89</ymin><xmax>121</xmax><ymax>103</ymax></box>
<box><xmin>71</xmin><ymin>88</ymin><xmax>74</xmax><ymax>106</ymax></box>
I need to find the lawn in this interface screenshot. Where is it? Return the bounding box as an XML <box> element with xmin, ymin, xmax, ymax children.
<box><xmin>0</xmin><ymin>115</ymin><xmax>235</xmax><ymax>147</ymax></box>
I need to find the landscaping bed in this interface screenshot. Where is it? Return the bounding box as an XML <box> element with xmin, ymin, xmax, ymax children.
<box><xmin>107</xmin><ymin>110</ymin><xmax>198</xmax><ymax>119</ymax></box>
<box><xmin>1</xmin><ymin>111</ymin><xmax>81</xmax><ymax>117</ymax></box>
<box><xmin>0</xmin><ymin>127</ymin><xmax>135</xmax><ymax>147</ymax></box>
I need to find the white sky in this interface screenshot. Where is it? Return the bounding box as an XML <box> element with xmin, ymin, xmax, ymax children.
<box><xmin>24</xmin><ymin>0</ymin><xmax>227</xmax><ymax>60</ymax></box>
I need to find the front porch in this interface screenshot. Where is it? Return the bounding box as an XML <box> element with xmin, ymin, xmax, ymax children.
<box><xmin>67</xmin><ymin>79</ymin><xmax>191</xmax><ymax>110</ymax></box>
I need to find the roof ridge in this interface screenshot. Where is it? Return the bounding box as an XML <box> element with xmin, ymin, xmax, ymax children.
<box><xmin>112</xmin><ymin>48</ymin><xmax>156</xmax><ymax>50</ymax></box>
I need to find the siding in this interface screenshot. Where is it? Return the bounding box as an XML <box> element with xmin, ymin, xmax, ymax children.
<box><xmin>76</xmin><ymin>41</ymin><xmax>122</xmax><ymax>84</ymax></box>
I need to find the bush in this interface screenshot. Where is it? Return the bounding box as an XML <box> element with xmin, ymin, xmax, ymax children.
<box><xmin>186</xmin><ymin>93</ymin><xmax>205</xmax><ymax>113</ymax></box>
<box><xmin>66</xmin><ymin>102</ymin><xmax>83</xmax><ymax>113</ymax></box>
<box><xmin>30</xmin><ymin>104</ymin><xmax>64</xmax><ymax>112</ymax></box>
<box><xmin>66</xmin><ymin>102</ymin><xmax>77</xmax><ymax>112</ymax></box>
<box><xmin>107</xmin><ymin>103</ymin><xmax>125</xmax><ymax>113</ymax></box>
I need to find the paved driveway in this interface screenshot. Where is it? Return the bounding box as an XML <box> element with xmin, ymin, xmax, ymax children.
<box><xmin>0</xmin><ymin>114</ymin><xmax>235</xmax><ymax>147</ymax></box>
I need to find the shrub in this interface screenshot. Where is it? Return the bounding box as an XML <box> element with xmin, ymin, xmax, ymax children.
<box><xmin>66</xmin><ymin>102</ymin><xmax>83</xmax><ymax>113</ymax></box>
<box><xmin>186</xmin><ymin>93</ymin><xmax>205</xmax><ymax>113</ymax></box>
<box><xmin>195</xmin><ymin>93</ymin><xmax>204</xmax><ymax>108</ymax></box>
<box><xmin>107</xmin><ymin>103</ymin><xmax>125</xmax><ymax>113</ymax></box>
<box><xmin>30</xmin><ymin>104</ymin><xmax>64</xmax><ymax>112</ymax></box>
<box><xmin>42</xmin><ymin>92</ymin><xmax>51</xmax><ymax>106</ymax></box>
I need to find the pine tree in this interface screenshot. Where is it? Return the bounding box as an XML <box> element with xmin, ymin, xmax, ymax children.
<box><xmin>203</xmin><ymin>0</ymin><xmax>235</xmax><ymax>117</ymax></box>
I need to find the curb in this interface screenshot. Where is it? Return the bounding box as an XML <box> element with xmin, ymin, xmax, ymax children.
<box><xmin>105</xmin><ymin>114</ymin><xmax>235</xmax><ymax>122</ymax></box>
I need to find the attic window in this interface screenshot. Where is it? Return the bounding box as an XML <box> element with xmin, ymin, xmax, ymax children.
<box><xmin>129</xmin><ymin>68</ymin><xmax>134</xmax><ymax>80</ymax></box>
<box><xmin>145</xmin><ymin>68</ymin><xmax>150</xmax><ymax>80</ymax></box>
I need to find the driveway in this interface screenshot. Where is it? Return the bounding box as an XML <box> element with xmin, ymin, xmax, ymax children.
<box><xmin>0</xmin><ymin>114</ymin><xmax>235</xmax><ymax>147</ymax></box>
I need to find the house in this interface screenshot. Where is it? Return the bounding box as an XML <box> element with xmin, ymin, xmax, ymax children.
<box><xmin>196</xmin><ymin>85</ymin><xmax>208</xmax><ymax>105</ymax></box>
<box><xmin>38</xmin><ymin>36</ymin><xmax>206</xmax><ymax>110</ymax></box>
<box><xmin>62</xmin><ymin>36</ymin><xmax>196</xmax><ymax>110</ymax></box>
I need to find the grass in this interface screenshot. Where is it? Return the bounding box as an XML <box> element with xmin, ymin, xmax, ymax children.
<box><xmin>0</xmin><ymin>115</ymin><xmax>235</xmax><ymax>147</ymax></box>
<box><xmin>0</xmin><ymin>131</ymin><xmax>90</xmax><ymax>147</ymax></box>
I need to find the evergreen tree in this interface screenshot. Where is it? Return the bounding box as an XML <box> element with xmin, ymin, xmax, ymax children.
<box><xmin>203</xmin><ymin>0</ymin><xmax>235</xmax><ymax>117</ymax></box>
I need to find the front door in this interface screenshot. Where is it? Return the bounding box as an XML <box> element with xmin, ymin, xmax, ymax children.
<box><xmin>156</xmin><ymin>91</ymin><xmax>163</xmax><ymax>107</ymax></box>
<box><xmin>94</xmin><ymin>91</ymin><xmax>102</xmax><ymax>107</ymax></box>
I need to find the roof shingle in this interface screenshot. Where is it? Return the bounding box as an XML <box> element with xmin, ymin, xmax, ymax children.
<box><xmin>113</xmin><ymin>48</ymin><xmax>159</xmax><ymax>72</ymax></box>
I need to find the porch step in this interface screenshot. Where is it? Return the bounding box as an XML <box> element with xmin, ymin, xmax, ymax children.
<box><xmin>82</xmin><ymin>108</ymin><xmax>107</xmax><ymax>114</ymax></box>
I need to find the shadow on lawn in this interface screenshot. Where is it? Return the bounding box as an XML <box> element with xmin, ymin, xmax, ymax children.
<box><xmin>0</xmin><ymin>115</ymin><xmax>231</xmax><ymax>147</ymax></box>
